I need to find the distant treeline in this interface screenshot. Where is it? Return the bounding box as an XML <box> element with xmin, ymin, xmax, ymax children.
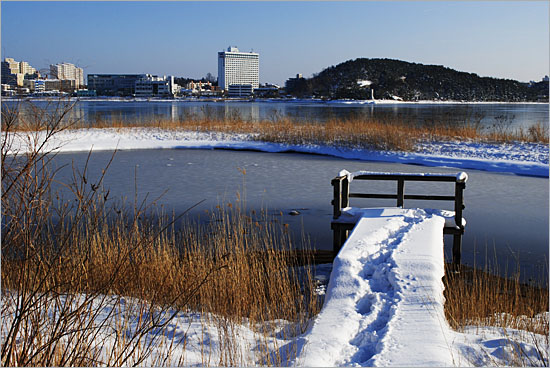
<box><xmin>285</xmin><ymin>58</ymin><xmax>549</xmax><ymax>102</ymax></box>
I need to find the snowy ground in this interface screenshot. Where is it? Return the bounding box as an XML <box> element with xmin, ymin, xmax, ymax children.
<box><xmin>5</xmin><ymin>127</ymin><xmax>548</xmax><ymax>177</ymax></box>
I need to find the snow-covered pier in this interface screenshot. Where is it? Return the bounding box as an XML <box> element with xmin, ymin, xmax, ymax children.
<box><xmin>293</xmin><ymin>171</ymin><xmax>469</xmax><ymax>366</ymax></box>
<box><xmin>297</xmin><ymin>208</ymin><xmax>457</xmax><ymax>366</ymax></box>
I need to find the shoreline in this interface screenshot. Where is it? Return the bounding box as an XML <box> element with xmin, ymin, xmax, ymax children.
<box><xmin>3</xmin><ymin>96</ymin><xmax>548</xmax><ymax>105</ymax></box>
<box><xmin>6</xmin><ymin>127</ymin><xmax>548</xmax><ymax>178</ymax></box>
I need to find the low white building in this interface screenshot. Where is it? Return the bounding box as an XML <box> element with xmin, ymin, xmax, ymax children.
<box><xmin>227</xmin><ymin>84</ymin><xmax>254</xmax><ymax>97</ymax></box>
<box><xmin>134</xmin><ymin>75</ymin><xmax>177</xmax><ymax>97</ymax></box>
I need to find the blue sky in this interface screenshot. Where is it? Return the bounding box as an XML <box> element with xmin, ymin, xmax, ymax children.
<box><xmin>2</xmin><ymin>1</ymin><xmax>548</xmax><ymax>85</ymax></box>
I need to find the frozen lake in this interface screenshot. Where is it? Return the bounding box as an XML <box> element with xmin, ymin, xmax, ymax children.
<box><xmin>49</xmin><ymin>148</ymin><xmax>549</xmax><ymax>283</ymax></box>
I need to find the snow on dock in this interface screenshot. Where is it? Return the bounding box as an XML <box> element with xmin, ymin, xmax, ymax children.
<box><xmin>295</xmin><ymin>208</ymin><xmax>456</xmax><ymax>366</ymax></box>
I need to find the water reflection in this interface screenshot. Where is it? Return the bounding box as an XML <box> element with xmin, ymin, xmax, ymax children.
<box><xmin>5</xmin><ymin>100</ymin><xmax>548</xmax><ymax>130</ymax></box>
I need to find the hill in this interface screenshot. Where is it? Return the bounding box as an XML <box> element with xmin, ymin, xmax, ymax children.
<box><xmin>286</xmin><ymin>58</ymin><xmax>548</xmax><ymax>102</ymax></box>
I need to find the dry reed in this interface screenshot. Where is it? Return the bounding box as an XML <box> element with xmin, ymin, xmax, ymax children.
<box><xmin>443</xmin><ymin>263</ymin><xmax>549</xmax><ymax>365</ymax></box>
<box><xmin>99</xmin><ymin>115</ymin><xmax>549</xmax><ymax>149</ymax></box>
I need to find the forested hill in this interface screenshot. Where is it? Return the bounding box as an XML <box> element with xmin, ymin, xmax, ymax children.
<box><xmin>286</xmin><ymin>58</ymin><xmax>548</xmax><ymax>102</ymax></box>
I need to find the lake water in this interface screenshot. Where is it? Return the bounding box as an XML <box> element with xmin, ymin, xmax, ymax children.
<box><xmin>49</xmin><ymin>148</ymin><xmax>549</xmax><ymax>284</ymax></box>
<box><xmin>7</xmin><ymin>99</ymin><xmax>549</xmax><ymax>130</ymax></box>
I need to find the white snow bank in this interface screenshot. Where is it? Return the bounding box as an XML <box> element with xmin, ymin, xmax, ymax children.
<box><xmin>3</xmin><ymin>127</ymin><xmax>548</xmax><ymax>178</ymax></box>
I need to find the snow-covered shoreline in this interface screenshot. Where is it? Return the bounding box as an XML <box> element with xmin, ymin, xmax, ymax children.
<box><xmin>5</xmin><ymin>127</ymin><xmax>548</xmax><ymax>178</ymax></box>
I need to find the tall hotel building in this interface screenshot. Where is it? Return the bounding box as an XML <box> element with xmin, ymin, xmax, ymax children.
<box><xmin>218</xmin><ymin>46</ymin><xmax>259</xmax><ymax>92</ymax></box>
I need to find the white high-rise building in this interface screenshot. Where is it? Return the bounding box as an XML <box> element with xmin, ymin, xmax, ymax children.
<box><xmin>217</xmin><ymin>46</ymin><xmax>259</xmax><ymax>91</ymax></box>
<box><xmin>50</xmin><ymin>62</ymin><xmax>84</xmax><ymax>88</ymax></box>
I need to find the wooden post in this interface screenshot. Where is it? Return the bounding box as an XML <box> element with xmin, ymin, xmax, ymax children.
<box><xmin>452</xmin><ymin>233</ymin><xmax>462</xmax><ymax>265</ymax></box>
<box><xmin>453</xmin><ymin>181</ymin><xmax>465</xmax><ymax>267</ymax></box>
<box><xmin>332</xmin><ymin>178</ymin><xmax>342</xmax><ymax>219</ymax></box>
<box><xmin>333</xmin><ymin>226</ymin><xmax>342</xmax><ymax>258</ymax></box>
<box><xmin>454</xmin><ymin>181</ymin><xmax>465</xmax><ymax>231</ymax></box>
<box><xmin>340</xmin><ymin>229</ymin><xmax>348</xmax><ymax>250</ymax></box>
<box><xmin>342</xmin><ymin>176</ymin><xmax>350</xmax><ymax>209</ymax></box>
<box><xmin>397</xmin><ymin>179</ymin><xmax>405</xmax><ymax>207</ymax></box>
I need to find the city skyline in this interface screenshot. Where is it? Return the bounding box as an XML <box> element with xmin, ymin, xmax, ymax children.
<box><xmin>1</xmin><ymin>1</ymin><xmax>548</xmax><ymax>85</ymax></box>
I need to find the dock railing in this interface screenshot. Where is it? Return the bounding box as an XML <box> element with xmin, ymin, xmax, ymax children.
<box><xmin>331</xmin><ymin>171</ymin><xmax>467</xmax><ymax>264</ymax></box>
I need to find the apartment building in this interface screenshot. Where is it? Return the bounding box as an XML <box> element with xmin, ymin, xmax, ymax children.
<box><xmin>50</xmin><ymin>62</ymin><xmax>84</xmax><ymax>88</ymax></box>
<box><xmin>23</xmin><ymin>79</ymin><xmax>45</xmax><ymax>93</ymax></box>
<box><xmin>2</xmin><ymin>58</ymin><xmax>37</xmax><ymax>86</ymax></box>
<box><xmin>19</xmin><ymin>61</ymin><xmax>36</xmax><ymax>75</ymax></box>
<box><xmin>217</xmin><ymin>46</ymin><xmax>259</xmax><ymax>95</ymax></box>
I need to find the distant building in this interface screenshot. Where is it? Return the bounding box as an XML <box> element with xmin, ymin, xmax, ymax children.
<box><xmin>3</xmin><ymin>58</ymin><xmax>20</xmax><ymax>74</ymax></box>
<box><xmin>44</xmin><ymin>79</ymin><xmax>77</xmax><ymax>93</ymax></box>
<box><xmin>76</xmin><ymin>89</ymin><xmax>97</xmax><ymax>97</ymax></box>
<box><xmin>254</xmin><ymin>83</ymin><xmax>281</xmax><ymax>98</ymax></box>
<box><xmin>50</xmin><ymin>62</ymin><xmax>84</xmax><ymax>89</ymax></box>
<box><xmin>218</xmin><ymin>46</ymin><xmax>259</xmax><ymax>91</ymax></box>
<box><xmin>23</xmin><ymin>79</ymin><xmax>45</xmax><ymax>93</ymax></box>
<box><xmin>134</xmin><ymin>75</ymin><xmax>176</xmax><ymax>97</ymax></box>
<box><xmin>1</xmin><ymin>84</ymin><xmax>16</xmax><ymax>96</ymax></box>
<box><xmin>87</xmin><ymin>74</ymin><xmax>146</xmax><ymax>96</ymax></box>
<box><xmin>227</xmin><ymin>84</ymin><xmax>254</xmax><ymax>97</ymax></box>
<box><xmin>19</xmin><ymin>61</ymin><xmax>36</xmax><ymax>75</ymax></box>
<box><xmin>284</xmin><ymin>73</ymin><xmax>307</xmax><ymax>96</ymax></box>
<box><xmin>186</xmin><ymin>80</ymin><xmax>213</xmax><ymax>92</ymax></box>
<box><xmin>2</xmin><ymin>58</ymin><xmax>38</xmax><ymax>87</ymax></box>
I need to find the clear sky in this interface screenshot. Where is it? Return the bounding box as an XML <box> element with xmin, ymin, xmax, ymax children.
<box><xmin>1</xmin><ymin>1</ymin><xmax>548</xmax><ymax>85</ymax></box>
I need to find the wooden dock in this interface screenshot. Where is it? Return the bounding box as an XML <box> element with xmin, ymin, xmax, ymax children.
<box><xmin>331</xmin><ymin>171</ymin><xmax>467</xmax><ymax>264</ymax></box>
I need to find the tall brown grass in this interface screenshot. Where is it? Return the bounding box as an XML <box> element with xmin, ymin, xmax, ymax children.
<box><xmin>1</xmin><ymin>100</ymin><xmax>320</xmax><ymax>366</ymax></box>
<box><xmin>443</xmin><ymin>263</ymin><xmax>549</xmax><ymax>365</ymax></box>
<box><xmin>90</xmin><ymin>115</ymin><xmax>548</xmax><ymax>151</ymax></box>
